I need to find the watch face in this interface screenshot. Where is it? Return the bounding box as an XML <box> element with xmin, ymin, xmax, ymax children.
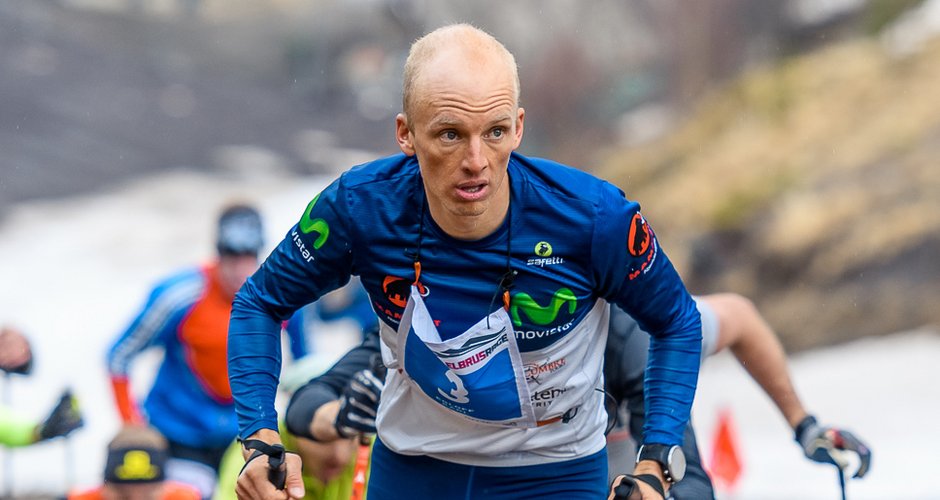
<box><xmin>637</xmin><ymin>444</ymin><xmax>687</xmax><ymax>483</ymax></box>
<box><xmin>667</xmin><ymin>445</ymin><xmax>687</xmax><ymax>482</ymax></box>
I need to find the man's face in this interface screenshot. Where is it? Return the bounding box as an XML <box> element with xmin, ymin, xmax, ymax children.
<box><xmin>396</xmin><ymin>49</ymin><xmax>524</xmax><ymax>237</ymax></box>
<box><xmin>217</xmin><ymin>253</ymin><xmax>259</xmax><ymax>297</ymax></box>
<box><xmin>102</xmin><ymin>483</ymin><xmax>162</xmax><ymax>500</ymax></box>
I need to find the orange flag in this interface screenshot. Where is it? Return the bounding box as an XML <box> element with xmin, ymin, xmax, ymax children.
<box><xmin>707</xmin><ymin>407</ymin><xmax>743</xmax><ymax>491</ymax></box>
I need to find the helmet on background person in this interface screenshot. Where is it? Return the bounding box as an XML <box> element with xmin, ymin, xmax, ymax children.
<box><xmin>216</xmin><ymin>204</ymin><xmax>264</xmax><ymax>257</ymax></box>
<box><xmin>215</xmin><ymin>204</ymin><xmax>265</xmax><ymax>297</ymax></box>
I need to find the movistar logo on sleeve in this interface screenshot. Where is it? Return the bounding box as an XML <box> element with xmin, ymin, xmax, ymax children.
<box><xmin>510</xmin><ymin>288</ymin><xmax>577</xmax><ymax>327</ymax></box>
<box><xmin>299</xmin><ymin>193</ymin><xmax>330</xmax><ymax>250</ymax></box>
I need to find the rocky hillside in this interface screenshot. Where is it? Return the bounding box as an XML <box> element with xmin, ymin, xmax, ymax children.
<box><xmin>598</xmin><ymin>36</ymin><xmax>940</xmax><ymax>350</ymax></box>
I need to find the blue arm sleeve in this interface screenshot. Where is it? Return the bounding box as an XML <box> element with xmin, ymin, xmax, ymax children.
<box><xmin>593</xmin><ymin>183</ymin><xmax>701</xmax><ymax>446</ymax></box>
<box><xmin>228</xmin><ymin>179</ymin><xmax>355</xmax><ymax>439</ymax></box>
<box><xmin>107</xmin><ymin>271</ymin><xmax>200</xmax><ymax>375</ymax></box>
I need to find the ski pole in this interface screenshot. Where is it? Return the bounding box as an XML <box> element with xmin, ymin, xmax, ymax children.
<box><xmin>350</xmin><ymin>434</ymin><xmax>372</xmax><ymax>500</ymax></box>
<box><xmin>837</xmin><ymin>465</ymin><xmax>847</xmax><ymax>500</ymax></box>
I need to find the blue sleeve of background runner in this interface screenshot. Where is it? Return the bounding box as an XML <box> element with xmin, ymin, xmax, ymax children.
<box><xmin>107</xmin><ymin>270</ymin><xmax>201</xmax><ymax>376</ymax></box>
<box><xmin>229</xmin><ymin>178</ymin><xmax>355</xmax><ymax>439</ymax></box>
<box><xmin>593</xmin><ymin>183</ymin><xmax>702</xmax><ymax>446</ymax></box>
<box><xmin>285</xmin><ymin>309</ymin><xmax>308</xmax><ymax>360</ymax></box>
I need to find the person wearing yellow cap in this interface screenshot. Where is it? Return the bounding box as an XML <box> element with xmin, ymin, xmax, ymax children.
<box><xmin>68</xmin><ymin>425</ymin><xmax>201</xmax><ymax>500</ymax></box>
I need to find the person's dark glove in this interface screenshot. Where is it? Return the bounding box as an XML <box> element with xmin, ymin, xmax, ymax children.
<box><xmin>335</xmin><ymin>354</ymin><xmax>386</xmax><ymax>438</ymax></box>
<box><xmin>795</xmin><ymin>415</ymin><xmax>871</xmax><ymax>478</ymax></box>
<box><xmin>37</xmin><ymin>390</ymin><xmax>84</xmax><ymax>441</ymax></box>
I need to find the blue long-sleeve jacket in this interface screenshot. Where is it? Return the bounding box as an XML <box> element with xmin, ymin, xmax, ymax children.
<box><xmin>229</xmin><ymin>152</ymin><xmax>700</xmax><ymax>448</ymax></box>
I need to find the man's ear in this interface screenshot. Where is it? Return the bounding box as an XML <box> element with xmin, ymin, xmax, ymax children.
<box><xmin>396</xmin><ymin>114</ymin><xmax>415</xmax><ymax>156</ymax></box>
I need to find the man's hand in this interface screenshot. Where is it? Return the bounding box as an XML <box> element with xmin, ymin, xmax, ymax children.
<box><xmin>608</xmin><ymin>472</ymin><xmax>666</xmax><ymax>500</ymax></box>
<box><xmin>795</xmin><ymin>415</ymin><xmax>872</xmax><ymax>478</ymax></box>
<box><xmin>37</xmin><ymin>390</ymin><xmax>83</xmax><ymax>441</ymax></box>
<box><xmin>237</xmin><ymin>430</ymin><xmax>305</xmax><ymax>500</ymax></box>
<box><xmin>608</xmin><ymin>475</ymin><xmax>643</xmax><ymax>500</ymax></box>
<box><xmin>608</xmin><ymin>460</ymin><xmax>667</xmax><ymax>500</ymax></box>
<box><xmin>335</xmin><ymin>354</ymin><xmax>386</xmax><ymax>438</ymax></box>
<box><xmin>236</xmin><ymin>450</ymin><xmax>304</xmax><ymax>500</ymax></box>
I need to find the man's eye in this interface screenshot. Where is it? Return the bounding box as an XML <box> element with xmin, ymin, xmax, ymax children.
<box><xmin>442</xmin><ymin>130</ymin><xmax>458</xmax><ymax>141</ymax></box>
<box><xmin>490</xmin><ymin>128</ymin><xmax>504</xmax><ymax>138</ymax></box>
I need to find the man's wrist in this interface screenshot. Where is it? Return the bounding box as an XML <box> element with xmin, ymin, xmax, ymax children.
<box><xmin>786</xmin><ymin>409</ymin><xmax>811</xmax><ymax>430</ymax></box>
<box><xmin>793</xmin><ymin>414</ymin><xmax>818</xmax><ymax>442</ymax></box>
<box><xmin>311</xmin><ymin>400</ymin><xmax>342</xmax><ymax>442</ymax></box>
<box><xmin>633</xmin><ymin>459</ymin><xmax>667</xmax><ymax>490</ymax></box>
<box><xmin>241</xmin><ymin>428</ymin><xmax>282</xmax><ymax>459</ymax></box>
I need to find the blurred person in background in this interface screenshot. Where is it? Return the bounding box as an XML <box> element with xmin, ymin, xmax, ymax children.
<box><xmin>106</xmin><ymin>204</ymin><xmax>308</xmax><ymax>498</ymax></box>
<box><xmin>215</xmin><ymin>327</ymin><xmax>367</xmax><ymax>500</ymax></box>
<box><xmin>0</xmin><ymin>324</ymin><xmax>83</xmax><ymax>447</ymax></box>
<box><xmin>604</xmin><ymin>293</ymin><xmax>872</xmax><ymax>499</ymax></box>
<box><xmin>68</xmin><ymin>425</ymin><xmax>201</xmax><ymax>500</ymax></box>
<box><xmin>309</xmin><ymin>279</ymin><xmax>377</xmax><ymax>341</ymax></box>
<box><xmin>215</xmin><ymin>427</ymin><xmax>358</xmax><ymax>500</ymax></box>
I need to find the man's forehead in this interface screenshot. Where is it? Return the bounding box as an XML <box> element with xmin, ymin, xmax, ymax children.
<box><xmin>419</xmin><ymin>45</ymin><xmax>515</xmax><ymax>89</ymax></box>
<box><xmin>427</xmin><ymin>109</ymin><xmax>514</xmax><ymax>127</ymax></box>
<box><xmin>416</xmin><ymin>66</ymin><xmax>517</xmax><ymax>108</ymax></box>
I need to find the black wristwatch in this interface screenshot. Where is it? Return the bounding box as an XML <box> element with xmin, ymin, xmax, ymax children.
<box><xmin>636</xmin><ymin>443</ymin><xmax>686</xmax><ymax>483</ymax></box>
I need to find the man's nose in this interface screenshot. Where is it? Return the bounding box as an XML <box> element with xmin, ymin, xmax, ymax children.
<box><xmin>464</xmin><ymin>136</ymin><xmax>487</xmax><ymax>173</ymax></box>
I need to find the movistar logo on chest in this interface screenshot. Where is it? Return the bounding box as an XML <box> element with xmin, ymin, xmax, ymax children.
<box><xmin>514</xmin><ymin>318</ymin><xmax>575</xmax><ymax>340</ymax></box>
<box><xmin>527</xmin><ymin>240</ymin><xmax>565</xmax><ymax>267</ymax></box>
<box><xmin>510</xmin><ymin>287</ymin><xmax>577</xmax><ymax>327</ymax></box>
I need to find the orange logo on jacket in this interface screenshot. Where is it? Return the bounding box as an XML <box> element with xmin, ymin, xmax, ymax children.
<box><xmin>627</xmin><ymin>213</ymin><xmax>652</xmax><ymax>257</ymax></box>
<box><xmin>382</xmin><ymin>276</ymin><xmax>410</xmax><ymax>308</ymax></box>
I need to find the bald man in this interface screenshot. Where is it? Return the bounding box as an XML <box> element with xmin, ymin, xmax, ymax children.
<box><xmin>228</xmin><ymin>24</ymin><xmax>701</xmax><ymax>500</ymax></box>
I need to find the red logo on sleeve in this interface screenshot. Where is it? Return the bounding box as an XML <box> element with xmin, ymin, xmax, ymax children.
<box><xmin>627</xmin><ymin>213</ymin><xmax>651</xmax><ymax>257</ymax></box>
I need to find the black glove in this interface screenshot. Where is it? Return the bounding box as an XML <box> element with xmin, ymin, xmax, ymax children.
<box><xmin>795</xmin><ymin>415</ymin><xmax>872</xmax><ymax>478</ymax></box>
<box><xmin>335</xmin><ymin>354</ymin><xmax>386</xmax><ymax>438</ymax></box>
<box><xmin>38</xmin><ymin>390</ymin><xmax>84</xmax><ymax>441</ymax></box>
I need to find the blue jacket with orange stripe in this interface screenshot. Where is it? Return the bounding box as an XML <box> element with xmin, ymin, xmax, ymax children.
<box><xmin>107</xmin><ymin>262</ymin><xmax>307</xmax><ymax>449</ymax></box>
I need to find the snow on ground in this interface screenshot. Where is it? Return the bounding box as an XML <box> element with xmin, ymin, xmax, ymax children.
<box><xmin>694</xmin><ymin>329</ymin><xmax>939</xmax><ymax>499</ymax></box>
<box><xmin>0</xmin><ymin>168</ymin><xmax>937</xmax><ymax>498</ymax></box>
